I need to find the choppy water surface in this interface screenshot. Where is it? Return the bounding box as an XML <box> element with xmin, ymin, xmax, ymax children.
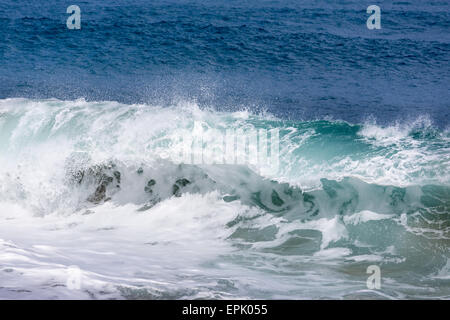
<box><xmin>0</xmin><ymin>0</ymin><xmax>449</xmax><ymax>299</ymax></box>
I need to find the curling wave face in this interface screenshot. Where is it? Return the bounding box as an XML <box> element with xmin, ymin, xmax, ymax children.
<box><xmin>0</xmin><ymin>98</ymin><xmax>449</xmax><ymax>299</ymax></box>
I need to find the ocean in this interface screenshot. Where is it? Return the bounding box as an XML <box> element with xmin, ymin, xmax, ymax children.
<box><xmin>0</xmin><ymin>0</ymin><xmax>449</xmax><ymax>299</ymax></box>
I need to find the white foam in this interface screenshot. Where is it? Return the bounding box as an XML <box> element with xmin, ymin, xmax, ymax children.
<box><xmin>0</xmin><ymin>193</ymin><xmax>249</xmax><ymax>299</ymax></box>
<box><xmin>344</xmin><ymin>210</ymin><xmax>394</xmax><ymax>225</ymax></box>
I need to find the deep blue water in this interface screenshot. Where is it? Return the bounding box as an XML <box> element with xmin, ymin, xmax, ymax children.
<box><xmin>0</xmin><ymin>0</ymin><xmax>449</xmax><ymax>127</ymax></box>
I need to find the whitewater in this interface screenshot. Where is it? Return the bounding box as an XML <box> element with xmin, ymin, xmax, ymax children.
<box><xmin>0</xmin><ymin>98</ymin><xmax>449</xmax><ymax>299</ymax></box>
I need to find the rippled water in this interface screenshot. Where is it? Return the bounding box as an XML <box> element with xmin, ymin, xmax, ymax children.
<box><xmin>0</xmin><ymin>0</ymin><xmax>449</xmax><ymax>299</ymax></box>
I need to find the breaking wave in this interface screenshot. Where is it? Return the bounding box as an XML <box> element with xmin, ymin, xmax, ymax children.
<box><xmin>0</xmin><ymin>98</ymin><xmax>449</xmax><ymax>299</ymax></box>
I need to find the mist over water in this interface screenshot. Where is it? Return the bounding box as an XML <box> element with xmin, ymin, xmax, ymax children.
<box><xmin>1</xmin><ymin>0</ymin><xmax>449</xmax><ymax>126</ymax></box>
<box><xmin>0</xmin><ymin>0</ymin><xmax>449</xmax><ymax>299</ymax></box>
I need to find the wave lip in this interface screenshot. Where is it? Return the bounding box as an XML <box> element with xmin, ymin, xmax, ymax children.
<box><xmin>0</xmin><ymin>98</ymin><xmax>448</xmax><ymax>188</ymax></box>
